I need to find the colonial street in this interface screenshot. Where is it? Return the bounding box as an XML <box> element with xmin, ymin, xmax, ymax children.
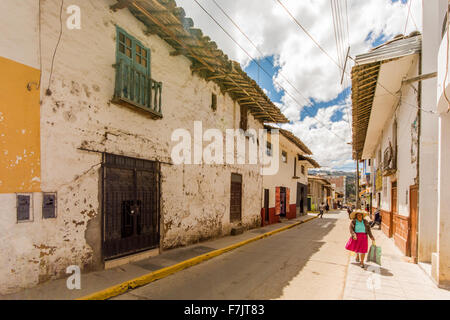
<box><xmin>113</xmin><ymin>210</ymin><xmax>450</xmax><ymax>300</ymax></box>
<box><xmin>113</xmin><ymin>210</ymin><xmax>347</xmax><ymax>300</ymax></box>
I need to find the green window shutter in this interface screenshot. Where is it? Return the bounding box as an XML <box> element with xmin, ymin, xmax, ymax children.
<box><xmin>114</xmin><ymin>26</ymin><xmax>161</xmax><ymax>117</ymax></box>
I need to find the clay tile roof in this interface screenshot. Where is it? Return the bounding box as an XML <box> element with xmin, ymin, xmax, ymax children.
<box><xmin>298</xmin><ymin>155</ymin><xmax>320</xmax><ymax>168</ymax></box>
<box><xmin>264</xmin><ymin>125</ymin><xmax>313</xmax><ymax>155</ymax></box>
<box><xmin>308</xmin><ymin>175</ymin><xmax>331</xmax><ymax>185</ymax></box>
<box><xmin>114</xmin><ymin>0</ymin><xmax>288</xmax><ymax>124</ymax></box>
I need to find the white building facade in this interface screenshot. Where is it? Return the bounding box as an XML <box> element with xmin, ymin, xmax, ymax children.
<box><xmin>0</xmin><ymin>0</ymin><xmax>289</xmax><ymax>294</ymax></box>
<box><xmin>262</xmin><ymin>127</ymin><xmax>318</xmax><ymax>225</ymax></box>
<box><xmin>428</xmin><ymin>0</ymin><xmax>450</xmax><ymax>288</ymax></box>
<box><xmin>352</xmin><ymin>34</ymin><xmax>422</xmax><ymax>258</ymax></box>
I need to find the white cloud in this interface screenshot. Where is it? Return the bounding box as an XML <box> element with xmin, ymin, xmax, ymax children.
<box><xmin>176</xmin><ymin>0</ymin><xmax>422</xmax><ymax>169</ymax></box>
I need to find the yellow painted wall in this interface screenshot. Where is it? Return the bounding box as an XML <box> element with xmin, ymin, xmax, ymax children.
<box><xmin>0</xmin><ymin>56</ymin><xmax>41</xmax><ymax>193</ymax></box>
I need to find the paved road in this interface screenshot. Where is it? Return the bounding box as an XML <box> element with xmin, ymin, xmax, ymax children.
<box><xmin>114</xmin><ymin>210</ymin><xmax>351</xmax><ymax>300</ymax></box>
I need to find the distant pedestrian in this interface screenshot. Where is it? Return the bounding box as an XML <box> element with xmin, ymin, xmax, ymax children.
<box><xmin>347</xmin><ymin>207</ymin><xmax>353</xmax><ymax>219</ymax></box>
<box><xmin>345</xmin><ymin>210</ymin><xmax>375</xmax><ymax>268</ymax></box>
<box><xmin>370</xmin><ymin>210</ymin><xmax>382</xmax><ymax>229</ymax></box>
<box><xmin>325</xmin><ymin>203</ymin><xmax>330</xmax><ymax>212</ymax></box>
<box><xmin>318</xmin><ymin>202</ymin><xmax>325</xmax><ymax>219</ymax></box>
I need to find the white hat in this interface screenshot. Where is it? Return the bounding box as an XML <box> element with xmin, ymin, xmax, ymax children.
<box><xmin>350</xmin><ymin>209</ymin><xmax>369</xmax><ymax>220</ymax></box>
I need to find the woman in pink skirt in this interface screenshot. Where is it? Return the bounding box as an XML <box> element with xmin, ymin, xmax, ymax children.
<box><xmin>345</xmin><ymin>209</ymin><xmax>375</xmax><ymax>268</ymax></box>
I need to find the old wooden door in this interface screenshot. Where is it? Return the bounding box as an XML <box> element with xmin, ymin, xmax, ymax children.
<box><xmin>102</xmin><ymin>153</ymin><xmax>160</xmax><ymax>260</ymax></box>
<box><xmin>391</xmin><ymin>182</ymin><xmax>397</xmax><ymax>238</ymax></box>
<box><xmin>296</xmin><ymin>183</ymin><xmax>305</xmax><ymax>215</ymax></box>
<box><xmin>230</xmin><ymin>173</ymin><xmax>242</xmax><ymax>222</ymax></box>
<box><xmin>409</xmin><ymin>185</ymin><xmax>419</xmax><ymax>262</ymax></box>
<box><xmin>280</xmin><ymin>187</ymin><xmax>287</xmax><ymax>217</ymax></box>
<box><xmin>264</xmin><ymin>189</ymin><xmax>269</xmax><ymax>222</ymax></box>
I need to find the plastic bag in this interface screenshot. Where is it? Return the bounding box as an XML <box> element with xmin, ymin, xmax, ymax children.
<box><xmin>367</xmin><ymin>244</ymin><xmax>382</xmax><ymax>265</ymax></box>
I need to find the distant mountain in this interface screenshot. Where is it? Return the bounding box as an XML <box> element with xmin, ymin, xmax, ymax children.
<box><xmin>309</xmin><ymin>169</ymin><xmax>356</xmax><ymax>179</ymax></box>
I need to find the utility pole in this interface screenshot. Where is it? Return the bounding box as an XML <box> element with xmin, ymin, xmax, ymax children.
<box><xmin>356</xmin><ymin>155</ymin><xmax>360</xmax><ymax>209</ymax></box>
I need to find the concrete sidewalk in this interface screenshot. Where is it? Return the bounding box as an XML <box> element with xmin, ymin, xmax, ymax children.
<box><xmin>343</xmin><ymin>227</ymin><xmax>450</xmax><ymax>300</ymax></box>
<box><xmin>1</xmin><ymin>214</ymin><xmax>316</xmax><ymax>300</ymax></box>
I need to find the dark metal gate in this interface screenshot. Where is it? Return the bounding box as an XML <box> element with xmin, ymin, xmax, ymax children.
<box><xmin>102</xmin><ymin>153</ymin><xmax>160</xmax><ymax>260</ymax></box>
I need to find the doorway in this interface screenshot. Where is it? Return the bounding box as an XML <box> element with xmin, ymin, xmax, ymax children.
<box><xmin>102</xmin><ymin>153</ymin><xmax>160</xmax><ymax>261</ymax></box>
<box><xmin>230</xmin><ymin>173</ymin><xmax>242</xmax><ymax>222</ymax></box>
<box><xmin>391</xmin><ymin>181</ymin><xmax>397</xmax><ymax>238</ymax></box>
<box><xmin>280</xmin><ymin>187</ymin><xmax>287</xmax><ymax>217</ymax></box>
<box><xmin>409</xmin><ymin>185</ymin><xmax>419</xmax><ymax>262</ymax></box>
<box><xmin>297</xmin><ymin>183</ymin><xmax>306</xmax><ymax>215</ymax></box>
<box><xmin>264</xmin><ymin>189</ymin><xmax>269</xmax><ymax>222</ymax></box>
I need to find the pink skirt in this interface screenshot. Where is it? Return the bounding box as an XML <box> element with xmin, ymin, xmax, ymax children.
<box><xmin>345</xmin><ymin>233</ymin><xmax>368</xmax><ymax>254</ymax></box>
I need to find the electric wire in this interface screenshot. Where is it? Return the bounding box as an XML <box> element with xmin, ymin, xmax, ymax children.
<box><xmin>38</xmin><ymin>0</ymin><xmax>42</xmax><ymax>89</ymax></box>
<box><xmin>443</xmin><ymin>4</ymin><xmax>450</xmax><ymax>111</ymax></box>
<box><xmin>404</xmin><ymin>0</ymin><xmax>412</xmax><ymax>35</ymax></box>
<box><xmin>193</xmin><ymin>0</ymin><xmax>349</xmax><ymax>143</ymax></box>
<box><xmin>276</xmin><ymin>0</ymin><xmax>438</xmax><ymax>116</ymax></box>
<box><xmin>47</xmin><ymin>0</ymin><xmax>64</xmax><ymax>94</ymax></box>
<box><xmin>210</xmin><ymin>0</ymin><xmax>311</xmax><ymax>107</ymax></box>
<box><xmin>211</xmin><ymin>0</ymin><xmax>352</xmax><ymax>134</ymax></box>
<box><xmin>331</xmin><ymin>0</ymin><xmax>352</xmax><ymax>132</ymax></box>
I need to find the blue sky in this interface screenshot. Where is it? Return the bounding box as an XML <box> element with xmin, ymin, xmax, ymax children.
<box><xmin>177</xmin><ymin>0</ymin><xmax>421</xmax><ymax>171</ymax></box>
<box><xmin>244</xmin><ymin>27</ymin><xmax>388</xmax><ymax>120</ymax></box>
<box><xmin>244</xmin><ymin>30</ymin><xmax>389</xmax><ymax>172</ymax></box>
<box><xmin>245</xmin><ymin>57</ymin><xmax>354</xmax><ymax>171</ymax></box>
<box><xmin>245</xmin><ymin>56</ymin><xmax>283</xmax><ymax>104</ymax></box>
<box><xmin>245</xmin><ymin>56</ymin><xmax>352</xmax><ymax>122</ymax></box>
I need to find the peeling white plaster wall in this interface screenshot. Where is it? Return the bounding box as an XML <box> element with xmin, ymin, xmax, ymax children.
<box><xmin>0</xmin><ymin>0</ymin><xmax>265</xmax><ymax>294</ymax></box>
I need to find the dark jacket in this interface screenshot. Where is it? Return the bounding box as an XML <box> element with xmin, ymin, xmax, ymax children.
<box><xmin>349</xmin><ymin>219</ymin><xmax>374</xmax><ymax>240</ymax></box>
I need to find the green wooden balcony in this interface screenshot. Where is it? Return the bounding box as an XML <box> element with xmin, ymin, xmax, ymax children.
<box><xmin>113</xmin><ymin>60</ymin><xmax>163</xmax><ymax>118</ymax></box>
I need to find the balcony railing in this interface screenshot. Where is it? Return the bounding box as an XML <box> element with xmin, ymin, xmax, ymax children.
<box><xmin>113</xmin><ymin>60</ymin><xmax>162</xmax><ymax>118</ymax></box>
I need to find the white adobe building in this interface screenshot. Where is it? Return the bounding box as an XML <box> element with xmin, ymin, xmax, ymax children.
<box><xmin>0</xmin><ymin>0</ymin><xmax>290</xmax><ymax>294</ymax></box>
<box><xmin>262</xmin><ymin>126</ymin><xmax>319</xmax><ymax>225</ymax></box>
<box><xmin>421</xmin><ymin>0</ymin><xmax>450</xmax><ymax>289</ymax></box>
<box><xmin>351</xmin><ymin>33</ymin><xmax>422</xmax><ymax>258</ymax></box>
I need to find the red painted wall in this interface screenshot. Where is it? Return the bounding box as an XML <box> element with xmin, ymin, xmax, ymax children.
<box><xmin>261</xmin><ymin>207</ymin><xmax>282</xmax><ymax>226</ymax></box>
<box><xmin>287</xmin><ymin>204</ymin><xmax>297</xmax><ymax>219</ymax></box>
<box><xmin>262</xmin><ymin>205</ymin><xmax>297</xmax><ymax>226</ymax></box>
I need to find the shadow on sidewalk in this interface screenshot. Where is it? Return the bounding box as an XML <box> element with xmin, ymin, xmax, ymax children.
<box><xmin>349</xmin><ymin>262</ymin><xmax>394</xmax><ymax>277</ymax></box>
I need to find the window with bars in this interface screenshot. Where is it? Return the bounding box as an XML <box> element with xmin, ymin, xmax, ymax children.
<box><xmin>113</xmin><ymin>26</ymin><xmax>162</xmax><ymax>118</ymax></box>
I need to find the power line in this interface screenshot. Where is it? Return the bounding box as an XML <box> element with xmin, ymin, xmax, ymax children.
<box><xmin>47</xmin><ymin>0</ymin><xmax>64</xmax><ymax>95</ymax></box>
<box><xmin>274</xmin><ymin>0</ymin><xmax>342</xmax><ymax>72</ymax></box>
<box><xmin>331</xmin><ymin>0</ymin><xmax>352</xmax><ymax>133</ymax></box>
<box><xmin>192</xmin><ymin>0</ymin><xmax>350</xmax><ymax>143</ymax></box>
<box><xmin>408</xmin><ymin>0</ymin><xmax>419</xmax><ymax>31</ymax></box>
<box><xmin>276</xmin><ymin>0</ymin><xmax>438</xmax><ymax>116</ymax></box>
<box><xmin>210</xmin><ymin>0</ymin><xmax>311</xmax><ymax>107</ymax></box>
<box><xmin>404</xmin><ymin>0</ymin><xmax>412</xmax><ymax>35</ymax></box>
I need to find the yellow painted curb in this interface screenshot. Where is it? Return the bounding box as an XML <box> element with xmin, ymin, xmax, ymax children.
<box><xmin>77</xmin><ymin>216</ymin><xmax>318</xmax><ymax>300</ymax></box>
